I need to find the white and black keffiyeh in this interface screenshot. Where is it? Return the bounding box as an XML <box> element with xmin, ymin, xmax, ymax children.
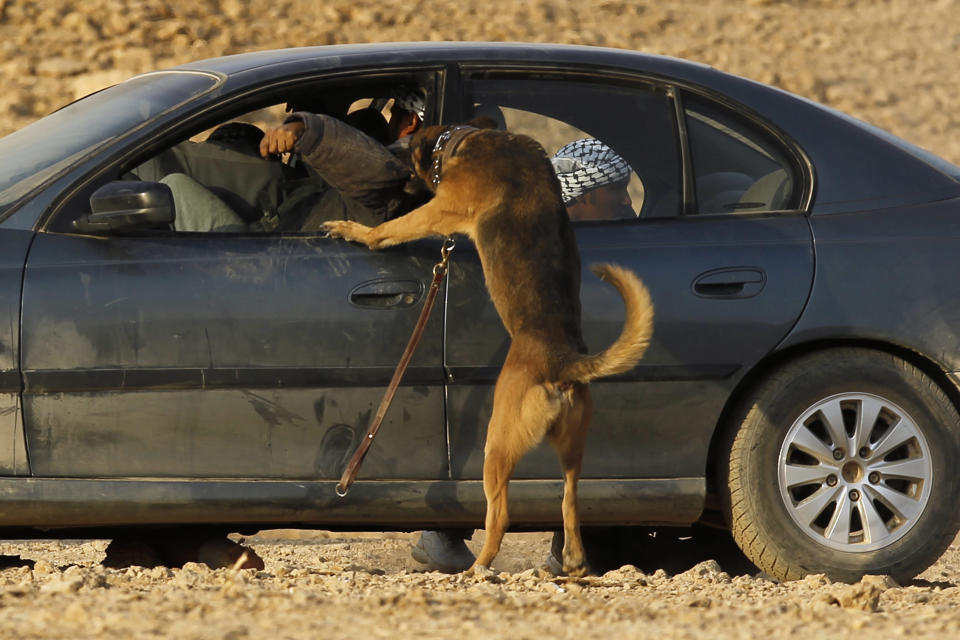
<box><xmin>551</xmin><ymin>138</ymin><xmax>632</xmax><ymax>204</ymax></box>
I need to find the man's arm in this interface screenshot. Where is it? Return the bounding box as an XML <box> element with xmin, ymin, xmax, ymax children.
<box><xmin>263</xmin><ymin>113</ymin><xmax>413</xmax><ymax>215</ymax></box>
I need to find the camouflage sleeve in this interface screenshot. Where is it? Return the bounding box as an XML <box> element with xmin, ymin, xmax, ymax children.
<box><xmin>289</xmin><ymin>112</ymin><xmax>412</xmax><ymax>214</ymax></box>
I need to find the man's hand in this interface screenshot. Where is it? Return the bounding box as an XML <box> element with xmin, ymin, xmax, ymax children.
<box><xmin>260</xmin><ymin>120</ymin><xmax>305</xmax><ymax>158</ymax></box>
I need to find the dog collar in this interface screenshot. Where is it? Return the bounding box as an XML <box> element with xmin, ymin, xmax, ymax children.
<box><xmin>429</xmin><ymin>126</ymin><xmax>478</xmax><ymax>188</ymax></box>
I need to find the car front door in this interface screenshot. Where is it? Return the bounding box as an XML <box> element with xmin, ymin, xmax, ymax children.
<box><xmin>20</xmin><ymin>231</ymin><xmax>449</xmax><ymax>480</ymax></box>
<box><xmin>445</xmin><ymin>70</ymin><xmax>815</xmax><ymax>484</ymax></box>
<box><xmin>18</xmin><ymin>67</ymin><xmax>453</xmax><ymax>481</ymax></box>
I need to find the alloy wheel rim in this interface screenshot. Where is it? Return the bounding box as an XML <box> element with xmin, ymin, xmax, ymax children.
<box><xmin>778</xmin><ymin>392</ymin><xmax>932</xmax><ymax>552</ymax></box>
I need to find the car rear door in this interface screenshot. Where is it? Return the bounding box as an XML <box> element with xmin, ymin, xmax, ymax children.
<box><xmin>447</xmin><ymin>70</ymin><xmax>815</xmax><ymax>481</ymax></box>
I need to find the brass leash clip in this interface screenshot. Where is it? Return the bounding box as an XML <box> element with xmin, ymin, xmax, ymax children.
<box><xmin>433</xmin><ymin>236</ymin><xmax>456</xmax><ymax>277</ymax></box>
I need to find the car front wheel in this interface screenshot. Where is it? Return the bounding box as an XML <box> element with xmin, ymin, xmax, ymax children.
<box><xmin>723</xmin><ymin>348</ymin><xmax>960</xmax><ymax>583</ymax></box>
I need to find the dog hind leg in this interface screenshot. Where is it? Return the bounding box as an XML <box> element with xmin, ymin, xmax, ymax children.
<box><xmin>547</xmin><ymin>384</ymin><xmax>591</xmax><ymax>577</ymax></box>
<box><xmin>472</xmin><ymin>379</ymin><xmax>566</xmax><ymax>571</ymax></box>
<box><xmin>472</xmin><ymin>434</ymin><xmax>516</xmax><ymax>571</ymax></box>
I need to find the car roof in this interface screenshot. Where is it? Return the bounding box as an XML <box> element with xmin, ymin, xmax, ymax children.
<box><xmin>172</xmin><ymin>42</ymin><xmax>713</xmax><ymax>80</ymax></box>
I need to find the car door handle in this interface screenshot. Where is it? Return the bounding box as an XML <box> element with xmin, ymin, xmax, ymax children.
<box><xmin>349</xmin><ymin>280</ymin><xmax>423</xmax><ymax>308</ymax></box>
<box><xmin>692</xmin><ymin>268</ymin><xmax>766</xmax><ymax>298</ymax></box>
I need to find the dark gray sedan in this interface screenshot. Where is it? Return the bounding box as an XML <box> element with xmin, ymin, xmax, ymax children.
<box><xmin>1</xmin><ymin>42</ymin><xmax>958</xmax><ymax>582</ymax></box>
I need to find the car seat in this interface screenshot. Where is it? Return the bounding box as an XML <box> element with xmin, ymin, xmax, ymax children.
<box><xmin>736</xmin><ymin>168</ymin><xmax>791</xmax><ymax>211</ymax></box>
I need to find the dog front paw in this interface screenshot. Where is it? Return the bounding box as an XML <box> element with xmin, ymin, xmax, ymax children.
<box><xmin>321</xmin><ymin>220</ymin><xmax>370</xmax><ymax>244</ymax></box>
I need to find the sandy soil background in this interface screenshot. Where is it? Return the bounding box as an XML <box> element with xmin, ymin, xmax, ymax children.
<box><xmin>2</xmin><ymin>0</ymin><xmax>960</xmax><ymax>638</ymax></box>
<box><xmin>2</xmin><ymin>0</ymin><xmax>960</xmax><ymax>165</ymax></box>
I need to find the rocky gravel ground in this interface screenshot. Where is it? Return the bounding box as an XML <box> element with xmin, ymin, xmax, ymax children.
<box><xmin>0</xmin><ymin>529</ymin><xmax>959</xmax><ymax>639</ymax></box>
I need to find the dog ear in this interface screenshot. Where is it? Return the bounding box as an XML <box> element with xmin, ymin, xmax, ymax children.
<box><xmin>467</xmin><ymin>115</ymin><xmax>499</xmax><ymax>130</ymax></box>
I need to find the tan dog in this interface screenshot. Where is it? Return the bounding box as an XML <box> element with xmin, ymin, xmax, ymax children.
<box><xmin>322</xmin><ymin>124</ymin><xmax>654</xmax><ymax>576</ymax></box>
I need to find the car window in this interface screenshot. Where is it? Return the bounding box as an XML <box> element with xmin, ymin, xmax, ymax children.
<box><xmin>127</xmin><ymin>98</ymin><xmax>408</xmax><ymax>234</ymax></box>
<box><xmin>463</xmin><ymin>72</ymin><xmax>681</xmax><ymax>220</ymax></box>
<box><xmin>683</xmin><ymin>92</ymin><xmax>800</xmax><ymax>214</ymax></box>
<box><xmin>483</xmin><ymin>106</ymin><xmax>647</xmax><ymax>218</ymax></box>
<box><xmin>188</xmin><ymin>104</ymin><xmax>289</xmax><ymax>143</ymax></box>
<box><xmin>46</xmin><ymin>72</ymin><xmax>441</xmax><ymax>235</ymax></box>
<box><xmin>129</xmin><ymin>102</ymin><xmax>304</xmax><ymax>233</ymax></box>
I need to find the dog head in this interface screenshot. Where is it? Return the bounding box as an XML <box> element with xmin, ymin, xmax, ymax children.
<box><xmin>408</xmin><ymin>124</ymin><xmax>448</xmax><ymax>191</ymax></box>
<box><xmin>408</xmin><ymin>118</ymin><xmax>498</xmax><ymax>192</ymax></box>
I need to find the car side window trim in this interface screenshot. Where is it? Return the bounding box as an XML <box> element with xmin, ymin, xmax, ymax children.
<box><xmin>671</xmin><ymin>87</ymin><xmax>697</xmax><ymax>216</ymax></box>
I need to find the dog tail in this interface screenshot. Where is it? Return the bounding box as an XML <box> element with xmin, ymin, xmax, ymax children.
<box><xmin>561</xmin><ymin>263</ymin><xmax>654</xmax><ymax>383</ymax></box>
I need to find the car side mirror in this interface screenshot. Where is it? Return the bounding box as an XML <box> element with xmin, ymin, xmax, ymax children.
<box><xmin>73</xmin><ymin>181</ymin><xmax>175</xmax><ymax>233</ymax></box>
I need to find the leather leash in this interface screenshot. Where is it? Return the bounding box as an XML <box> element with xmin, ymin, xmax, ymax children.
<box><xmin>336</xmin><ymin>237</ymin><xmax>455</xmax><ymax>497</ymax></box>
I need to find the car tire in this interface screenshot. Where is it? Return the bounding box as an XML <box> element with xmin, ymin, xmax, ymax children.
<box><xmin>723</xmin><ymin>348</ymin><xmax>960</xmax><ymax>583</ymax></box>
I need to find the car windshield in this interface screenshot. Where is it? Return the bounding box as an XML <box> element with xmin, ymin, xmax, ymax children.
<box><xmin>0</xmin><ymin>71</ymin><xmax>219</xmax><ymax>215</ymax></box>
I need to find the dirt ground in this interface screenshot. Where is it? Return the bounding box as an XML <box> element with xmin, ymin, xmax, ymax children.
<box><xmin>0</xmin><ymin>529</ymin><xmax>959</xmax><ymax>639</ymax></box>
